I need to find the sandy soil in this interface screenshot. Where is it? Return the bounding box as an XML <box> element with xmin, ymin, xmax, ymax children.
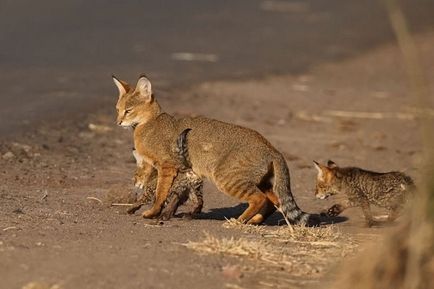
<box><xmin>1</xmin><ymin>33</ymin><xmax>433</xmax><ymax>289</ymax></box>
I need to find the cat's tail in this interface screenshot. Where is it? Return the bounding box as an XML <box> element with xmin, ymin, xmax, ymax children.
<box><xmin>272</xmin><ymin>156</ymin><xmax>319</xmax><ymax>226</ymax></box>
<box><xmin>175</xmin><ymin>128</ymin><xmax>192</xmax><ymax>169</ymax></box>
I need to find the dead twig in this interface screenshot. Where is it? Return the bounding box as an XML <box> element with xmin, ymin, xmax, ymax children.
<box><xmin>40</xmin><ymin>190</ymin><xmax>48</xmax><ymax>201</ymax></box>
<box><xmin>86</xmin><ymin>196</ymin><xmax>103</xmax><ymax>205</ymax></box>
<box><xmin>110</xmin><ymin>203</ymin><xmax>134</xmax><ymax>207</ymax></box>
<box><xmin>275</xmin><ymin>205</ymin><xmax>294</xmax><ymax>233</ymax></box>
<box><xmin>3</xmin><ymin>226</ymin><xmax>18</xmax><ymax>231</ymax></box>
<box><xmin>324</xmin><ymin>110</ymin><xmax>415</xmax><ymax>120</ymax></box>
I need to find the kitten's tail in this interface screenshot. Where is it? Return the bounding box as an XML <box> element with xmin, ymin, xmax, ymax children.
<box><xmin>175</xmin><ymin>128</ymin><xmax>192</xmax><ymax>169</ymax></box>
<box><xmin>272</xmin><ymin>156</ymin><xmax>319</xmax><ymax>226</ymax></box>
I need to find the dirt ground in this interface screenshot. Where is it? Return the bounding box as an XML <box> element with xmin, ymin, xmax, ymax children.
<box><xmin>1</xmin><ymin>32</ymin><xmax>433</xmax><ymax>289</ymax></box>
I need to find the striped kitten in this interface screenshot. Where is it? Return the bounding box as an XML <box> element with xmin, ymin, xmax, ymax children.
<box><xmin>313</xmin><ymin>160</ymin><xmax>415</xmax><ymax>226</ymax></box>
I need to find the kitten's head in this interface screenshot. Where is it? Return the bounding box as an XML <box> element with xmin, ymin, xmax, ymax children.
<box><xmin>313</xmin><ymin>160</ymin><xmax>341</xmax><ymax>199</ymax></box>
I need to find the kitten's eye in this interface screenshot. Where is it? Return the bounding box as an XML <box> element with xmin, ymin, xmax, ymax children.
<box><xmin>125</xmin><ymin>108</ymin><xmax>132</xmax><ymax>114</ymax></box>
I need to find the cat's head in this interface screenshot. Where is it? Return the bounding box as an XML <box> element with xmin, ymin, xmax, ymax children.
<box><xmin>313</xmin><ymin>160</ymin><xmax>341</xmax><ymax>199</ymax></box>
<box><xmin>112</xmin><ymin>74</ymin><xmax>160</xmax><ymax>128</ymax></box>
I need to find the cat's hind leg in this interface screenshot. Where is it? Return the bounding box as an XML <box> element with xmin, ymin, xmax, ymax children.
<box><xmin>360</xmin><ymin>199</ymin><xmax>378</xmax><ymax>227</ymax></box>
<box><xmin>247</xmin><ymin>198</ymin><xmax>276</xmax><ymax>225</ymax></box>
<box><xmin>231</xmin><ymin>183</ymin><xmax>267</xmax><ymax>223</ymax></box>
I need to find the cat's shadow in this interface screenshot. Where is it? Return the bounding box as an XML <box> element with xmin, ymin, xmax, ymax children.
<box><xmin>195</xmin><ymin>204</ymin><xmax>348</xmax><ymax>226</ymax></box>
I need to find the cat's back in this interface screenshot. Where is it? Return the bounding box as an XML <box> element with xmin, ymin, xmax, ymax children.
<box><xmin>177</xmin><ymin>115</ymin><xmax>279</xmax><ymax>178</ymax></box>
<box><xmin>179</xmin><ymin>116</ymin><xmax>276</xmax><ymax>151</ymax></box>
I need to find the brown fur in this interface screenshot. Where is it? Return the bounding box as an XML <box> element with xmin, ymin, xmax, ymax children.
<box><xmin>313</xmin><ymin>160</ymin><xmax>415</xmax><ymax>226</ymax></box>
<box><xmin>113</xmin><ymin>75</ymin><xmax>317</xmax><ymax>225</ymax></box>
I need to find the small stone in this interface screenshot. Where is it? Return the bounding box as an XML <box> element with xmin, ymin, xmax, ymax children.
<box><xmin>222</xmin><ymin>265</ymin><xmax>243</xmax><ymax>279</ymax></box>
<box><xmin>276</xmin><ymin>119</ymin><xmax>286</xmax><ymax>125</ymax></box>
<box><xmin>2</xmin><ymin>151</ymin><xmax>15</xmax><ymax>160</ymax></box>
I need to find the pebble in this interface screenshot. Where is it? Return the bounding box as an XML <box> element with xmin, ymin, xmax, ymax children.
<box><xmin>2</xmin><ymin>151</ymin><xmax>15</xmax><ymax>160</ymax></box>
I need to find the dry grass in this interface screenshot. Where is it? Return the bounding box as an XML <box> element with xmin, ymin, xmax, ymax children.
<box><xmin>183</xmin><ymin>225</ymin><xmax>357</xmax><ymax>278</ymax></box>
<box><xmin>222</xmin><ymin>218</ymin><xmax>344</xmax><ymax>244</ymax></box>
<box><xmin>183</xmin><ymin>232</ymin><xmax>269</xmax><ymax>259</ymax></box>
<box><xmin>222</xmin><ymin>218</ymin><xmax>266</xmax><ymax>234</ymax></box>
<box><xmin>273</xmin><ymin>225</ymin><xmax>341</xmax><ymax>243</ymax></box>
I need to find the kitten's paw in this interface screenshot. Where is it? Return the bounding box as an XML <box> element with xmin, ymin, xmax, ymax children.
<box><xmin>134</xmin><ymin>179</ymin><xmax>145</xmax><ymax>189</ymax></box>
<box><xmin>326</xmin><ymin>205</ymin><xmax>343</xmax><ymax>217</ymax></box>
<box><xmin>133</xmin><ymin>174</ymin><xmax>146</xmax><ymax>189</ymax></box>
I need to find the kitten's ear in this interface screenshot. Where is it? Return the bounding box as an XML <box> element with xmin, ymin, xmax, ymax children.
<box><xmin>313</xmin><ymin>161</ymin><xmax>325</xmax><ymax>180</ymax></box>
<box><xmin>135</xmin><ymin>74</ymin><xmax>153</xmax><ymax>103</ymax></box>
<box><xmin>112</xmin><ymin>75</ymin><xmax>131</xmax><ymax>98</ymax></box>
<box><xmin>327</xmin><ymin>160</ymin><xmax>337</xmax><ymax>168</ymax></box>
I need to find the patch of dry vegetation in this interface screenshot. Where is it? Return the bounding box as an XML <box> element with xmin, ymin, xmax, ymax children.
<box><xmin>184</xmin><ymin>223</ymin><xmax>357</xmax><ymax>278</ymax></box>
<box><xmin>273</xmin><ymin>225</ymin><xmax>341</xmax><ymax>243</ymax></box>
<box><xmin>222</xmin><ymin>218</ymin><xmax>346</xmax><ymax>244</ymax></box>
<box><xmin>183</xmin><ymin>232</ymin><xmax>269</xmax><ymax>260</ymax></box>
<box><xmin>222</xmin><ymin>218</ymin><xmax>266</xmax><ymax>234</ymax></box>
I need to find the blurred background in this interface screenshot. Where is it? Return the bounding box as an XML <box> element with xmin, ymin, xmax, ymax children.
<box><xmin>1</xmin><ymin>0</ymin><xmax>433</xmax><ymax>136</ymax></box>
<box><xmin>1</xmin><ymin>2</ymin><xmax>434</xmax><ymax>288</ymax></box>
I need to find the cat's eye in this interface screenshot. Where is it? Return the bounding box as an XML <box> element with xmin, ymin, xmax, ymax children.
<box><xmin>125</xmin><ymin>108</ymin><xmax>132</xmax><ymax>114</ymax></box>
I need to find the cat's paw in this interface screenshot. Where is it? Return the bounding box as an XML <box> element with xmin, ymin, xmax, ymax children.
<box><xmin>142</xmin><ymin>208</ymin><xmax>160</xmax><ymax>219</ymax></box>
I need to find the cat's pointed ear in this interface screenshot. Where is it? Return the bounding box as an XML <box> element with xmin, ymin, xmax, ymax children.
<box><xmin>327</xmin><ymin>160</ymin><xmax>337</xmax><ymax>168</ymax></box>
<box><xmin>112</xmin><ymin>75</ymin><xmax>131</xmax><ymax>98</ymax></box>
<box><xmin>313</xmin><ymin>161</ymin><xmax>325</xmax><ymax>180</ymax></box>
<box><xmin>135</xmin><ymin>74</ymin><xmax>153</xmax><ymax>103</ymax></box>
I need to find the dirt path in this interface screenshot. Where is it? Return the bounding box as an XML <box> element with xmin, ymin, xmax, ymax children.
<box><xmin>1</xmin><ymin>33</ymin><xmax>433</xmax><ymax>289</ymax></box>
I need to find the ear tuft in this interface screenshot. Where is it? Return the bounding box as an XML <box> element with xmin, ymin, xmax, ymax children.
<box><xmin>313</xmin><ymin>161</ymin><xmax>323</xmax><ymax>178</ymax></box>
<box><xmin>112</xmin><ymin>75</ymin><xmax>130</xmax><ymax>98</ymax></box>
<box><xmin>327</xmin><ymin>160</ymin><xmax>337</xmax><ymax>168</ymax></box>
<box><xmin>135</xmin><ymin>75</ymin><xmax>153</xmax><ymax>102</ymax></box>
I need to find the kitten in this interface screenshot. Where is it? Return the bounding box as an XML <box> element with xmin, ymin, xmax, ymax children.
<box><xmin>313</xmin><ymin>160</ymin><xmax>415</xmax><ymax>226</ymax></box>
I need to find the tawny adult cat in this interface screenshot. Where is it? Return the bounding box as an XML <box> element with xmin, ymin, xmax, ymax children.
<box><xmin>113</xmin><ymin>74</ymin><xmax>317</xmax><ymax>225</ymax></box>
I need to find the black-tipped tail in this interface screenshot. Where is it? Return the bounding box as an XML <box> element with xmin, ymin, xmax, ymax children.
<box><xmin>272</xmin><ymin>156</ymin><xmax>319</xmax><ymax>226</ymax></box>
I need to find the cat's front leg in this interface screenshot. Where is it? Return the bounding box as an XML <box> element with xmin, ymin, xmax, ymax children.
<box><xmin>142</xmin><ymin>164</ymin><xmax>177</xmax><ymax>219</ymax></box>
